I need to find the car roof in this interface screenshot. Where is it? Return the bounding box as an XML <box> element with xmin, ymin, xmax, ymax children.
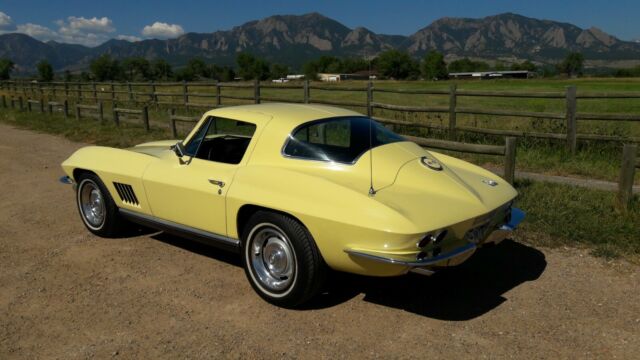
<box><xmin>203</xmin><ymin>103</ymin><xmax>363</xmax><ymax>129</ymax></box>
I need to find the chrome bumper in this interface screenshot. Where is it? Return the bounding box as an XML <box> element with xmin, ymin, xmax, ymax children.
<box><xmin>344</xmin><ymin>207</ymin><xmax>525</xmax><ymax>276</ymax></box>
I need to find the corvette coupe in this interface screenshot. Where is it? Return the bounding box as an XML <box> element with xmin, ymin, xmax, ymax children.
<box><xmin>61</xmin><ymin>103</ymin><xmax>524</xmax><ymax>307</ymax></box>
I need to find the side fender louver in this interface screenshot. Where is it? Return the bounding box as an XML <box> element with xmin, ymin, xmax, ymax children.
<box><xmin>113</xmin><ymin>182</ymin><xmax>140</xmax><ymax>206</ymax></box>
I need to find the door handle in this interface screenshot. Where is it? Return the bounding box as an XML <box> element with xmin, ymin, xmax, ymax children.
<box><xmin>208</xmin><ymin>179</ymin><xmax>225</xmax><ymax>188</ymax></box>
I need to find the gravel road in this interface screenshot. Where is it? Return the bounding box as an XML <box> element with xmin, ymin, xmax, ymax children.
<box><xmin>0</xmin><ymin>123</ymin><xmax>638</xmax><ymax>359</ymax></box>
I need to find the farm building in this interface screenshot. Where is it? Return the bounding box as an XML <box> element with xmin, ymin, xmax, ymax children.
<box><xmin>317</xmin><ymin>72</ymin><xmax>374</xmax><ymax>82</ymax></box>
<box><xmin>448</xmin><ymin>70</ymin><xmax>534</xmax><ymax>79</ymax></box>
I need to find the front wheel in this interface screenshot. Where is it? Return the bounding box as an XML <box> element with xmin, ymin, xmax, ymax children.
<box><xmin>75</xmin><ymin>173</ymin><xmax>126</xmax><ymax>237</ymax></box>
<box><xmin>242</xmin><ymin>211</ymin><xmax>326</xmax><ymax>307</ymax></box>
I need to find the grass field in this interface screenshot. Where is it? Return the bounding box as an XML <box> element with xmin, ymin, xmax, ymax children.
<box><xmin>2</xmin><ymin>78</ymin><xmax>640</xmax><ymax>183</ymax></box>
<box><xmin>0</xmin><ymin>108</ymin><xmax>638</xmax><ymax>260</ymax></box>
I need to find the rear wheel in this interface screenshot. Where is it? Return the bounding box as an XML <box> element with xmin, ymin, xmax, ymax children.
<box><xmin>242</xmin><ymin>211</ymin><xmax>326</xmax><ymax>307</ymax></box>
<box><xmin>75</xmin><ymin>173</ymin><xmax>126</xmax><ymax>237</ymax></box>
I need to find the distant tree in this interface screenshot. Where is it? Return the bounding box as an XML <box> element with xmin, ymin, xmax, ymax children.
<box><xmin>510</xmin><ymin>60</ymin><xmax>537</xmax><ymax>72</ymax></box>
<box><xmin>216</xmin><ymin>66</ymin><xmax>236</xmax><ymax>82</ymax></box>
<box><xmin>421</xmin><ymin>50</ymin><xmax>448</xmax><ymax>80</ymax></box>
<box><xmin>152</xmin><ymin>59</ymin><xmax>173</xmax><ymax>80</ymax></box>
<box><xmin>37</xmin><ymin>60</ymin><xmax>54</xmax><ymax>82</ymax></box>
<box><xmin>375</xmin><ymin>50</ymin><xmax>419</xmax><ymax>79</ymax></box>
<box><xmin>447</xmin><ymin>58</ymin><xmax>490</xmax><ymax>73</ymax></box>
<box><xmin>614</xmin><ymin>65</ymin><xmax>640</xmax><ymax>78</ymax></box>
<box><xmin>341</xmin><ymin>57</ymin><xmax>369</xmax><ymax>74</ymax></box>
<box><xmin>122</xmin><ymin>57</ymin><xmax>151</xmax><ymax>80</ymax></box>
<box><xmin>559</xmin><ymin>52</ymin><xmax>584</xmax><ymax>77</ymax></box>
<box><xmin>236</xmin><ymin>53</ymin><xmax>270</xmax><ymax>80</ymax></box>
<box><xmin>0</xmin><ymin>58</ymin><xmax>15</xmax><ymax>80</ymax></box>
<box><xmin>89</xmin><ymin>55</ymin><xmax>122</xmax><ymax>81</ymax></box>
<box><xmin>270</xmin><ymin>63</ymin><xmax>289</xmax><ymax>79</ymax></box>
<box><xmin>303</xmin><ymin>56</ymin><xmax>340</xmax><ymax>80</ymax></box>
<box><xmin>186</xmin><ymin>58</ymin><xmax>209</xmax><ymax>78</ymax></box>
<box><xmin>64</xmin><ymin>70</ymin><xmax>73</xmax><ymax>82</ymax></box>
<box><xmin>174</xmin><ymin>68</ymin><xmax>195</xmax><ymax>82</ymax></box>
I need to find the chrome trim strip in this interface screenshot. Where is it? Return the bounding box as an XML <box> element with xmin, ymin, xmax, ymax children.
<box><xmin>119</xmin><ymin>208</ymin><xmax>241</xmax><ymax>252</ymax></box>
<box><xmin>409</xmin><ymin>267</ymin><xmax>436</xmax><ymax>276</ymax></box>
<box><xmin>344</xmin><ymin>242</ymin><xmax>477</xmax><ymax>267</ymax></box>
<box><xmin>59</xmin><ymin>175</ymin><xmax>74</xmax><ymax>185</ymax></box>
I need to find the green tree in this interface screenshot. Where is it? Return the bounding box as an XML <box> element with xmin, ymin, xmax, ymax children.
<box><xmin>374</xmin><ymin>50</ymin><xmax>419</xmax><ymax>79</ymax></box>
<box><xmin>37</xmin><ymin>60</ymin><xmax>54</xmax><ymax>81</ymax></box>
<box><xmin>186</xmin><ymin>58</ymin><xmax>209</xmax><ymax>78</ymax></box>
<box><xmin>64</xmin><ymin>70</ymin><xmax>73</xmax><ymax>82</ymax></box>
<box><xmin>421</xmin><ymin>50</ymin><xmax>447</xmax><ymax>80</ymax></box>
<box><xmin>89</xmin><ymin>55</ymin><xmax>122</xmax><ymax>81</ymax></box>
<box><xmin>152</xmin><ymin>59</ymin><xmax>173</xmax><ymax>80</ymax></box>
<box><xmin>559</xmin><ymin>52</ymin><xmax>584</xmax><ymax>77</ymax></box>
<box><xmin>236</xmin><ymin>53</ymin><xmax>270</xmax><ymax>80</ymax></box>
<box><xmin>122</xmin><ymin>57</ymin><xmax>151</xmax><ymax>80</ymax></box>
<box><xmin>510</xmin><ymin>60</ymin><xmax>537</xmax><ymax>72</ymax></box>
<box><xmin>270</xmin><ymin>63</ymin><xmax>289</xmax><ymax>79</ymax></box>
<box><xmin>341</xmin><ymin>57</ymin><xmax>368</xmax><ymax>74</ymax></box>
<box><xmin>0</xmin><ymin>58</ymin><xmax>15</xmax><ymax>80</ymax></box>
<box><xmin>447</xmin><ymin>58</ymin><xmax>490</xmax><ymax>73</ymax></box>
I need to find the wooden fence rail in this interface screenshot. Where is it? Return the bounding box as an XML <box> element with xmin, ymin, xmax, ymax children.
<box><xmin>113</xmin><ymin>106</ymin><xmax>149</xmax><ymax>130</ymax></box>
<box><xmin>1</xmin><ymin>80</ymin><xmax>640</xmax><ymax>149</ymax></box>
<box><xmin>168</xmin><ymin>110</ymin><xmax>199</xmax><ymax>138</ymax></box>
<box><xmin>75</xmin><ymin>102</ymin><xmax>104</xmax><ymax>122</ymax></box>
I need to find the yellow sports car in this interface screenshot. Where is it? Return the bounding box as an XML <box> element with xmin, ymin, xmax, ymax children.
<box><xmin>61</xmin><ymin>103</ymin><xmax>524</xmax><ymax>307</ymax></box>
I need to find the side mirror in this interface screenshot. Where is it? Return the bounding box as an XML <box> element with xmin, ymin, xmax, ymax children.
<box><xmin>172</xmin><ymin>142</ymin><xmax>186</xmax><ymax>157</ymax></box>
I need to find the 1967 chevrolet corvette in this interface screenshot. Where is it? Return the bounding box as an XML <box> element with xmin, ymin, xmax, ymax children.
<box><xmin>61</xmin><ymin>103</ymin><xmax>524</xmax><ymax>307</ymax></box>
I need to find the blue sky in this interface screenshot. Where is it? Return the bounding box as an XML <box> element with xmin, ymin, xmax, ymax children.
<box><xmin>0</xmin><ymin>0</ymin><xmax>638</xmax><ymax>46</ymax></box>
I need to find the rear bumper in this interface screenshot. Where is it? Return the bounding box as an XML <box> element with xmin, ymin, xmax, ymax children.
<box><xmin>344</xmin><ymin>207</ymin><xmax>525</xmax><ymax>276</ymax></box>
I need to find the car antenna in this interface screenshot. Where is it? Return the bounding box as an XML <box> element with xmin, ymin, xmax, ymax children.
<box><xmin>367</xmin><ymin>50</ymin><xmax>376</xmax><ymax>197</ymax></box>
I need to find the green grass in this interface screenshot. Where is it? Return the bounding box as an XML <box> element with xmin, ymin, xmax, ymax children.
<box><xmin>514</xmin><ymin>179</ymin><xmax>640</xmax><ymax>259</ymax></box>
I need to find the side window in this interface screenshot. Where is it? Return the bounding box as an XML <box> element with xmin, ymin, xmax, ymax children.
<box><xmin>294</xmin><ymin>119</ymin><xmax>351</xmax><ymax>147</ymax></box>
<box><xmin>191</xmin><ymin>117</ymin><xmax>257</xmax><ymax>165</ymax></box>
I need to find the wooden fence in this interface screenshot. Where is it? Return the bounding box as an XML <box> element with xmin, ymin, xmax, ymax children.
<box><xmin>1</xmin><ymin>80</ymin><xmax>640</xmax><ymax>153</ymax></box>
<box><xmin>618</xmin><ymin>144</ymin><xmax>639</xmax><ymax>210</ymax></box>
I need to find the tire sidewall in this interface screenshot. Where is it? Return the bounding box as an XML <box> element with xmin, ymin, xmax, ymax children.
<box><xmin>76</xmin><ymin>178</ymin><xmax>107</xmax><ymax>231</ymax></box>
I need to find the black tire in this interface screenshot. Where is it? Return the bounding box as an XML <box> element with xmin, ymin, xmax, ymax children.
<box><xmin>75</xmin><ymin>173</ymin><xmax>126</xmax><ymax>238</ymax></box>
<box><xmin>241</xmin><ymin>211</ymin><xmax>326</xmax><ymax>307</ymax></box>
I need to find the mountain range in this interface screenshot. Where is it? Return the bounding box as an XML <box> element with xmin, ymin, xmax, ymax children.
<box><xmin>1</xmin><ymin>12</ymin><xmax>639</xmax><ymax>73</ymax></box>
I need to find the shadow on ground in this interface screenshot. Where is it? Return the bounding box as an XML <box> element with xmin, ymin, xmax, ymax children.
<box><xmin>149</xmin><ymin>232</ymin><xmax>546</xmax><ymax>321</ymax></box>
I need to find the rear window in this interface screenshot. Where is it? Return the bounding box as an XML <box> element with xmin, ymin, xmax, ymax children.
<box><xmin>282</xmin><ymin>116</ymin><xmax>405</xmax><ymax>163</ymax></box>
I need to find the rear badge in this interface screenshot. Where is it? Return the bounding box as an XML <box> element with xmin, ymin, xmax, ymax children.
<box><xmin>421</xmin><ymin>156</ymin><xmax>443</xmax><ymax>171</ymax></box>
<box><xmin>482</xmin><ymin>179</ymin><xmax>498</xmax><ymax>187</ymax></box>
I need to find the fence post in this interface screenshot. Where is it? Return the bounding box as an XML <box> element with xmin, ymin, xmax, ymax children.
<box><xmin>215</xmin><ymin>80</ymin><xmax>221</xmax><ymax>107</ymax></box>
<box><xmin>366</xmin><ymin>81</ymin><xmax>373</xmax><ymax>117</ymax></box>
<box><xmin>254</xmin><ymin>79</ymin><xmax>260</xmax><ymax>104</ymax></box>
<box><xmin>113</xmin><ymin>107</ymin><xmax>119</xmax><ymax>126</ymax></box>
<box><xmin>169</xmin><ymin>109</ymin><xmax>177</xmax><ymax>138</ymax></box>
<box><xmin>92</xmin><ymin>82</ymin><xmax>97</xmax><ymax>103</ymax></box>
<box><xmin>110</xmin><ymin>81</ymin><xmax>115</xmax><ymax>103</ymax></box>
<box><xmin>1</xmin><ymin>95</ymin><xmax>5</xmax><ymax>108</ymax></box>
<box><xmin>64</xmin><ymin>82</ymin><xmax>69</xmax><ymax>99</ymax></box>
<box><xmin>127</xmin><ymin>82</ymin><xmax>133</xmax><ymax>102</ymax></box>
<box><xmin>77</xmin><ymin>83</ymin><xmax>82</xmax><ymax>101</ymax></box>
<box><xmin>449</xmin><ymin>84</ymin><xmax>457</xmax><ymax>140</ymax></box>
<box><xmin>618</xmin><ymin>144</ymin><xmax>637</xmax><ymax>210</ymax></box>
<box><xmin>142</xmin><ymin>105</ymin><xmax>149</xmax><ymax>131</ymax></box>
<box><xmin>303</xmin><ymin>79</ymin><xmax>310</xmax><ymax>104</ymax></box>
<box><xmin>63</xmin><ymin>100</ymin><xmax>69</xmax><ymax>119</ymax></box>
<box><xmin>27</xmin><ymin>99</ymin><xmax>32</xmax><ymax>112</ymax></box>
<box><xmin>18</xmin><ymin>96</ymin><xmax>23</xmax><ymax>111</ymax></box>
<box><xmin>40</xmin><ymin>97</ymin><xmax>45</xmax><ymax>113</ymax></box>
<box><xmin>504</xmin><ymin>137</ymin><xmax>517</xmax><ymax>185</ymax></box>
<box><xmin>182</xmin><ymin>80</ymin><xmax>188</xmax><ymax>108</ymax></box>
<box><xmin>48</xmin><ymin>102</ymin><xmax>53</xmax><ymax>115</ymax></box>
<box><xmin>150</xmin><ymin>81</ymin><xmax>157</xmax><ymax>104</ymax></box>
<box><xmin>97</xmin><ymin>101</ymin><xmax>104</xmax><ymax>123</ymax></box>
<box><xmin>75</xmin><ymin>104</ymin><xmax>80</xmax><ymax>120</ymax></box>
<box><xmin>565</xmin><ymin>85</ymin><xmax>577</xmax><ymax>154</ymax></box>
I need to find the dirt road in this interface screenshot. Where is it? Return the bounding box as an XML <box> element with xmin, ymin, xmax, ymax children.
<box><xmin>1</xmin><ymin>123</ymin><xmax>638</xmax><ymax>359</ymax></box>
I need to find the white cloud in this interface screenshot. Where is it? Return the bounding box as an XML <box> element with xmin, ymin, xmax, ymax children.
<box><xmin>59</xmin><ymin>16</ymin><xmax>114</xmax><ymax>34</ymax></box>
<box><xmin>116</xmin><ymin>34</ymin><xmax>142</xmax><ymax>42</ymax></box>
<box><xmin>0</xmin><ymin>11</ymin><xmax>13</xmax><ymax>31</ymax></box>
<box><xmin>142</xmin><ymin>22</ymin><xmax>184</xmax><ymax>39</ymax></box>
<box><xmin>16</xmin><ymin>23</ymin><xmax>58</xmax><ymax>41</ymax></box>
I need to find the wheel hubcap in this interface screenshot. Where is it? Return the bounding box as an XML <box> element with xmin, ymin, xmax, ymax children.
<box><xmin>250</xmin><ymin>226</ymin><xmax>295</xmax><ymax>292</ymax></box>
<box><xmin>80</xmin><ymin>182</ymin><xmax>105</xmax><ymax>228</ymax></box>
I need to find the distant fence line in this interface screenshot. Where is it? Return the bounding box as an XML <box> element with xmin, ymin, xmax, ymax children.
<box><xmin>1</xmin><ymin>79</ymin><xmax>640</xmax><ymax>153</ymax></box>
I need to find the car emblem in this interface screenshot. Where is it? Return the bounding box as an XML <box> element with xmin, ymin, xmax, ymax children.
<box><xmin>482</xmin><ymin>179</ymin><xmax>498</xmax><ymax>187</ymax></box>
<box><xmin>421</xmin><ymin>156</ymin><xmax>443</xmax><ymax>171</ymax></box>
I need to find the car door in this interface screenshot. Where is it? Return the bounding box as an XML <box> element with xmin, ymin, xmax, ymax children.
<box><xmin>142</xmin><ymin>116</ymin><xmax>258</xmax><ymax>236</ymax></box>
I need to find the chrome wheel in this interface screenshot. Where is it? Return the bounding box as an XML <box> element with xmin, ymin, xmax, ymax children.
<box><xmin>248</xmin><ymin>224</ymin><xmax>297</xmax><ymax>294</ymax></box>
<box><xmin>78</xmin><ymin>180</ymin><xmax>106</xmax><ymax>230</ymax></box>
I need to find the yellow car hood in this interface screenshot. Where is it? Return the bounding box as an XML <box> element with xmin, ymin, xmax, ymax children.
<box><xmin>128</xmin><ymin>140</ymin><xmax>177</xmax><ymax>157</ymax></box>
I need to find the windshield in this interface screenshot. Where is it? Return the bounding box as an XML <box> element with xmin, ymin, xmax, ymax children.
<box><xmin>282</xmin><ymin>116</ymin><xmax>405</xmax><ymax>163</ymax></box>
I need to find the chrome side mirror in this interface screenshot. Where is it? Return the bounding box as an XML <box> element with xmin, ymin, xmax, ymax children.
<box><xmin>172</xmin><ymin>142</ymin><xmax>186</xmax><ymax>157</ymax></box>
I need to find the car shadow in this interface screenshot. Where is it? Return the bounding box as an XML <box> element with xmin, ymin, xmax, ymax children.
<box><xmin>145</xmin><ymin>232</ymin><xmax>546</xmax><ymax>321</ymax></box>
<box><xmin>306</xmin><ymin>240</ymin><xmax>547</xmax><ymax>321</ymax></box>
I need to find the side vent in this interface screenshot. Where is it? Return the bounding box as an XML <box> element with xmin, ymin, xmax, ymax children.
<box><xmin>113</xmin><ymin>182</ymin><xmax>140</xmax><ymax>206</ymax></box>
